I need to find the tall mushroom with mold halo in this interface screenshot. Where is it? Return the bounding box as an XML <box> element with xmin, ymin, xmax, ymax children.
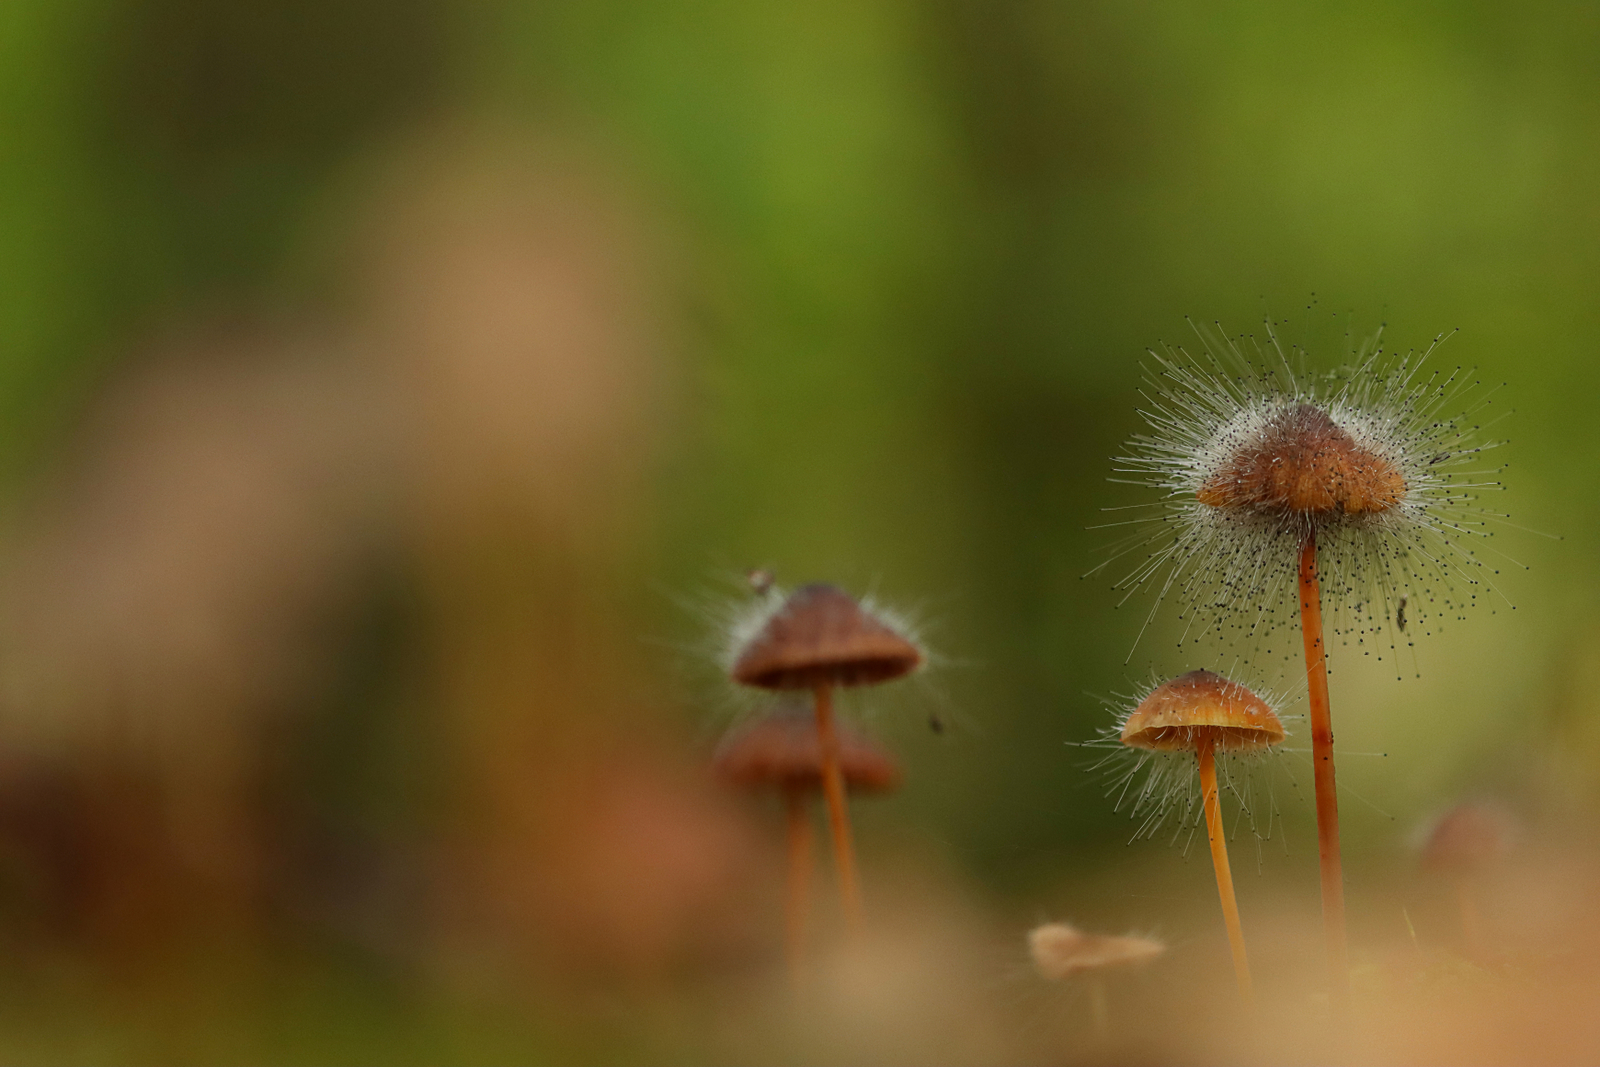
<box><xmin>712</xmin><ymin>704</ymin><xmax>901</xmax><ymax>979</ymax></box>
<box><xmin>1111</xmin><ymin>669</ymin><xmax>1283</xmax><ymax>1009</ymax></box>
<box><xmin>1092</xmin><ymin>319</ymin><xmax>1514</xmax><ymax>1003</ymax></box>
<box><xmin>728</xmin><ymin>583</ymin><xmax>923</xmax><ymax>930</ymax></box>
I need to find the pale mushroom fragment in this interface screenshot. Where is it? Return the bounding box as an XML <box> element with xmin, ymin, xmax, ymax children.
<box><xmin>1029</xmin><ymin>922</ymin><xmax>1166</xmax><ymax>978</ymax></box>
<box><xmin>1028</xmin><ymin>922</ymin><xmax>1166</xmax><ymax>1035</ymax></box>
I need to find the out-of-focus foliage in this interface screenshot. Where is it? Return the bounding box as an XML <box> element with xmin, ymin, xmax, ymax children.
<box><xmin>1</xmin><ymin>0</ymin><xmax>1598</xmax><ymax>1061</ymax></box>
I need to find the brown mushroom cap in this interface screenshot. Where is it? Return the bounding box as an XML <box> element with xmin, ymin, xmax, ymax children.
<box><xmin>729</xmin><ymin>583</ymin><xmax>923</xmax><ymax>690</ymax></box>
<box><xmin>1419</xmin><ymin>801</ymin><xmax>1515</xmax><ymax>873</ymax></box>
<box><xmin>1028</xmin><ymin>922</ymin><xmax>1166</xmax><ymax>979</ymax></box>
<box><xmin>1120</xmin><ymin>669</ymin><xmax>1285</xmax><ymax>752</ymax></box>
<box><xmin>1196</xmin><ymin>402</ymin><xmax>1406</xmax><ymax>516</ymax></box>
<box><xmin>712</xmin><ymin>707</ymin><xmax>901</xmax><ymax>794</ymax></box>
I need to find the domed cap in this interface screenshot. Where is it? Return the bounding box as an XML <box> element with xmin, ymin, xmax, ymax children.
<box><xmin>711</xmin><ymin>707</ymin><xmax>901</xmax><ymax>793</ymax></box>
<box><xmin>1028</xmin><ymin>922</ymin><xmax>1166</xmax><ymax>979</ymax></box>
<box><xmin>1196</xmin><ymin>402</ymin><xmax>1406</xmax><ymax>516</ymax></box>
<box><xmin>730</xmin><ymin>583</ymin><xmax>923</xmax><ymax>690</ymax></box>
<box><xmin>1120</xmin><ymin>669</ymin><xmax>1285</xmax><ymax>752</ymax></box>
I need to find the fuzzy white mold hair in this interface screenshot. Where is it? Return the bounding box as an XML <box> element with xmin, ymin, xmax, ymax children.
<box><xmin>1088</xmin><ymin>318</ymin><xmax>1518</xmax><ymax>676</ymax></box>
<box><xmin>1079</xmin><ymin>670</ymin><xmax>1295</xmax><ymax>849</ymax></box>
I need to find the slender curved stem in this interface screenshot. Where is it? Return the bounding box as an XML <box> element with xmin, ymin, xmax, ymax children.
<box><xmin>813</xmin><ymin>683</ymin><xmax>863</xmax><ymax>931</ymax></box>
<box><xmin>1199</xmin><ymin>736</ymin><xmax>1253</xmax><ymax>1009</ymax></box>
<box><xmin>1456</xmin><ymin>877</ymin><xmax>1485</xmax><ymax>959</ymax></box>
<box><xmin>1089</xmin><ymin>977</ymin><xmax>1110</xmax><ymax>1038</ymax></box>
<box><xmin>1298</xmin><ymin>534</ymin><xmax>1350</xmax><ymax>1006</ymax></box>
<box><xmin>783</xmin><ymin>786</ymin><xmax>812</xmax><ymax>983</ymax></box>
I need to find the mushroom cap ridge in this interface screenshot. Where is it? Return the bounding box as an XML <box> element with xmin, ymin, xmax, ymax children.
<box><xmin>1120</xmin><ymin>669</ymin><xmax>1285</xmax><ymax>752</ymax></box>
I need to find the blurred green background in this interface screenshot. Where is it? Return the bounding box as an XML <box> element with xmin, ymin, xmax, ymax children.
<box><xmin>0</xmin><ymin>0</ymin><xmax>1594</xmax><ymax>1062</ymax></box>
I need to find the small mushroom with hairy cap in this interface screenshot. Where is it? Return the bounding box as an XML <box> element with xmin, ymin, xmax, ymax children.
<box><xmin>1028</xmin><ymin>922</ymin><xmax>1165</xmax><ymax>1035</ymax></box>
<box><xmin>729</xmin><ymin>583</ymin><xmax>922</xmax><ymax>931</ymax></box>
<box><xmin>714</xmin><ymin>706</ymin><xmax>900</xmax><ymax>978</ymax></box>
<box><xmin>1121</xmin><ymin>669</ymin><xmax>1283</xmax><ymax>1008</ymax></box>
<box><xmin>730</xmin><ymin>583</ymin><xmax>923</xmax><ymax>690</ymax></box>
<box><xmin>1120</xmin><ymin>668</ymin><xmax>1286</xmax><ymax>752</ymax></box>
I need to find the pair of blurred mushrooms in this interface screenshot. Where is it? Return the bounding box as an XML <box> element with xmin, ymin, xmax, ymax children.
<box><xmin>710</xmin><ymin>580</ymin><xmax>1172</xmax><ymax>1009</ymax></box>
<box><xmin>711</xmin><ymin>582</ymin><xmax>917</xmax><ymax>970</ymax></box>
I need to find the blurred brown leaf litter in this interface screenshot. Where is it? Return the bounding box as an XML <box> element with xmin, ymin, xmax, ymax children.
<box><xmin>0</xmin><ymin>134</ymin><xmax>768</xmax><ymax>1003</ymax></box>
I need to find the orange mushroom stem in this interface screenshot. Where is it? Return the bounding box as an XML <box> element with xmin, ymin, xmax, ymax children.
<box><xmin>811</xmin><ymin>682</ymin><xmax>862</xmax><ymax>927</ymax></box>
<box><xmin>1198</xmin><ymin>735</ymin><xmax>1249</xmax><ymax>1004</ymax></box>
<box><xmin>781</xmin><ymin>786</ymin><xmax>811</xmax><ymax>978</ymax></box>
<box><xmin>1298</xmin><ymin>534</ymin><xmax>1349</xmax><ymax>1006</ymax></box>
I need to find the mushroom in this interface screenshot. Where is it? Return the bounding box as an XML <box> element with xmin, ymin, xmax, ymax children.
<box><xmin>1417</xmin><ymin>800</ymin><xmax>1515</xmax><ymax>957</ymax></box>
<box><xmin>1120</xmin><ymin>669</ymin><xmax>1284</xmax><ymax>1007</ymax></box>
<box><xmin>1028</xmin><ymin>922</ymin><xmax>1165</xmax><ymax>1035</ymax></box>
<box><xmin>729</xmin><ymin>583</ymin><xmax>921</xmax><ymax>929</ymax></box>
<box><xmin>714</xmin><ymin>706</ymin><xmax>900</xmax><ymax>975</ymax></box>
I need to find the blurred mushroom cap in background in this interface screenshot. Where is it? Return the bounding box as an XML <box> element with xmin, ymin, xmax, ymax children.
<box><xmin>1417</xmin><ymin>800</ymin><xmax>1518</xmax><ymax>874</ymax></box>
<box><xmin>713</xmin><ymin>704</ymin><xmax>902</xmax><ymax>794</ymax></box>
<box><xmin>1028</xmin><ymin>921</ymin><xmax>1166</xmax><ymax>979</ymax></box>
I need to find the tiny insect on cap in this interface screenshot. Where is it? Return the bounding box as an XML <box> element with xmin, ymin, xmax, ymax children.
<box><xmin>1028</xmin><ymin>922</ymin><xmax>1166</xmax><ymax>979</ymax></box>
<box><xmin>1196</xmin><ymin>403</ymin><xmax>1406</xmax><ymax>516</ymax></box>
<box><xmin>1120</xmin><ymin>669</ymin><xmax>1285</xmax><ymax>752</ymax></box>
<box><xmin>729</xmin><ymin>583</ymin><xmax>923</xmax><ymax>690</ymax></box>
<box><xmin>712</xmin><ymin>707</ymin><xmax>901</xmax><ymax>793</ymax></box>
